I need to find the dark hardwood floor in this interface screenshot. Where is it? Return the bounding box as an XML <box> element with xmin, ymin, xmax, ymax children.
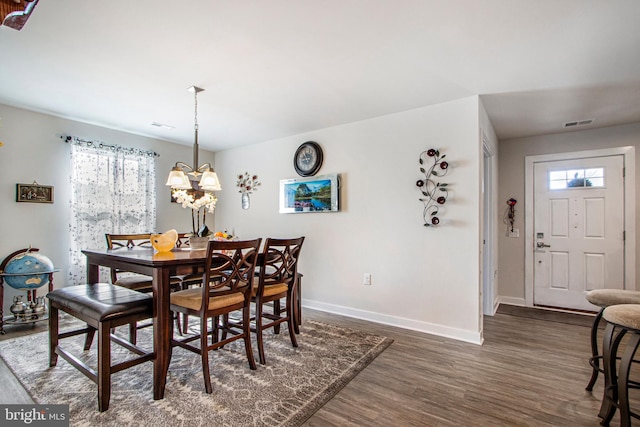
<box><xmin>303</xmin><ymin>306</ymin><xmax>618</xmax><ymax>427</ymax></box>
<box><xmin>0</xmin><ymin>305</ymin><xmax>626</xmax><ymax>426</ymax></box>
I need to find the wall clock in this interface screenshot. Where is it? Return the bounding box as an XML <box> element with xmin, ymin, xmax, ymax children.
<box><xmin>294</xmin><ymin>141</ymin><xmax>323</xmax><ymax>176</ymax></box>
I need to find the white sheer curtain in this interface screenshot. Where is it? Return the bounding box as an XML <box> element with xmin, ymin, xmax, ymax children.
<box><xmin>68</xmin><ymin>138</ymin><xmax>157</xmax><ymax>284</ymax></box>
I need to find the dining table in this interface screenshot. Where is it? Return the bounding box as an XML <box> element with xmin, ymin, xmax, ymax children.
<box><xmin>82</xmin><ymin>246</ymin><xmax>302</xmax><ymax>400</ymax></box>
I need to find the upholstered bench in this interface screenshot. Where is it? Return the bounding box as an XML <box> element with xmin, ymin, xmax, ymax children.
<box><xmin>48</xmin><ymin>283</ymin><xmax>155</xmax><ymax>412</ymax></box>
<box><xmin>584</xmin><ymin>289</ymin><xmax>640</xmax><ymax>391</ymax></box>
<box><xmin>598</xmin><ymin>304</ymin><xmax>640</xmax><ymax>426</ymax></box>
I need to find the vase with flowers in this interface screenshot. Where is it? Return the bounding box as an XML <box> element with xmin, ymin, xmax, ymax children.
<box><xmin>236</xmin><ymin>172</ymin><xmax>261</xmax><ymax>210</ymax></box>
<box><xmin>172</xmin><ymin>189</ymin><xmax>217</xmax><ymax>249</ymax></box>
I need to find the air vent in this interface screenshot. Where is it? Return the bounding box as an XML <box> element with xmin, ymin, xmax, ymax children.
<box><xmin>151</xmin><ymin>122</ymin><xmax>175</xmax><ymax>130</ymax></box>
<box><xmin>563</xmin><ymin>119</ymin><xmax>594</xmax><ymax>128</ymax></box>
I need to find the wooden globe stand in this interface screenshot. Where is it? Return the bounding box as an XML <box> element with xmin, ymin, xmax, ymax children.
<box><xmin>0</xmin><ymin>247</ymin><xmax>56</xmax><ymax>334</ymax></box>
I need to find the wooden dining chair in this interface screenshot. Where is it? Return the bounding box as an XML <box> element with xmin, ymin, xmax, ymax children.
<box><xmin>105</xmin><ymin>233</ymin><xmax>183</xmax><ymax>343</ymax></box>
<box><xmin>105</xmin><ymin>233</ymin><xmax>154</xmax><ymax>291</ymax></box>
<box><xmin>174</xmin><ymin>232</ymin><xmax>206</xmax><ymax>334</ymax></box>
<box><xmin>169</xmin><ymin>238</ymin><xmax>262</xmax><ymax>394</ymax></box>
<box><xmin>245</xmin><ymin>237</ymin><xmax>304</xmax><ymax>365</ymax></box>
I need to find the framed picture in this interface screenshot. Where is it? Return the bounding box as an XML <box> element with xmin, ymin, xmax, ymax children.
<box><xmin>16</xmin><ymin>183</ymin><xmax>54</xmax><ymax>204</ymax></box>
<box><xmin>279</xmin><ymin>173</ymin><xmax>339</xmax><ymax>213</ymax></box>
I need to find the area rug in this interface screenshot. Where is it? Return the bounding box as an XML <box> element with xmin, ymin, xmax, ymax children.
<box><xmin>0</xmin><ymin>318</ymin><xmax>392</xmax><ymax>427</ymax></box>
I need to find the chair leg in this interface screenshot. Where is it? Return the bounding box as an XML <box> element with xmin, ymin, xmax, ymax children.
<box><xmin>128</xmin><ymin>322</ymin><xmax>138</xmax><ymax>345</ymax></box>
<box><xmin>174</xmin><ymin>312</ymin><xmax>183</xmax><ymax>336</ymax></box>
<box><xmin>200</xmin><ymin>317</ymin><xmax>213</xmax><ymax>394</ymax></box>
<box><xmin>255</xmin><ymin>301</ymin><xmax>266</xmax><ymax>365</ymax></box>
<box><xmin>286</xmin><ymin>293</ymin><xmax>298</xmax><ymax>349</ymax></box>
<box><xmin>97</xmin><ymin>322</ymin><xmax>112</xmax><ymax>412</ymax></box>
<box><xmin>273</xmin><ymin>299</ymin><xmax>281</xmax><ymax>334</ymax></box>
<box><xmin>48</xmin><ymin>305</ymin><xmax>59</xmax><ymax>366</ymax></box>
<box><xmin>599</xmin><ymin>323</ymin><xmax>626</xmax><ymax>424</ymax></box>
<box><xmin>618</xmin><ymin>332</ymin><xmax>640</xmax><ymax>427</ymax></box>
<box><xmin>84</xmin><ymin>326</ymin><xmax>96</xmax><ymax>351</ymax></box>
<box><xmin>294</xmin><ymin>275</ymin><xmax>301</xmax><ymax>334</ymax></box>
<box><xmin>218</xmin><ymin>315</ymin><xmax>226</xmax><ymax>344</ymax></box>
<box><xmin>243</xmin><ymin>305</ymin><xmax>257</xmax><ymax>370</ymax></box>
<box><xmin>587</xmin><ymin>308</ymin><xmax>605</xmax><ymax>391</ymax></box>
<box><xmin>182</xmin><ymin>313</ymin><xmax>189</xmax><ymax>334</ymax></box>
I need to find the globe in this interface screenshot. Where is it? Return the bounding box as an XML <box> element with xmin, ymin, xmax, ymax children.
<box><xmin>3</xmin><ymin>252</ymin><xmax>55</xmax><ymax>290</ymax></box>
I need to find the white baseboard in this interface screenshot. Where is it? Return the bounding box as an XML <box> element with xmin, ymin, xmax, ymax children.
<box><xmin>496</xmin><ymin>296</ymin><xmax>526</xmax><ymax>307</ymax></box>
<box><xmin>302</xmin><ymin>299</ymin><xmax>483</xmax><ymax>345</ymax></box>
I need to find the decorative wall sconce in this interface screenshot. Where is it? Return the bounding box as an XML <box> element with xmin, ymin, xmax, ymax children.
<box><xmin>504</xmin><ymin>198</ymin><xmax>517</xmax><ymax>232</ymax></box>
<box><xmin>416</xmin><ymin>148</ymin><xmax>449</xmax><ymax>226</ymax></box>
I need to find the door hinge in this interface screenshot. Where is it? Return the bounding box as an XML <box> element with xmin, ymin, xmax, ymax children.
<box><xmin>623</xmin><ymin>230</ymin><xmax>626</xmax><ymax>241</ymax></box>
<box><xmin>623</xmin><ymin>167</ymin><xmax>626</xmax><ymax>178</ymax></box>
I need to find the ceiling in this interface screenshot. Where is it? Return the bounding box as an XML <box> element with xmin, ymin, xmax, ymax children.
<box><xmin>1</xmin><ymin>1</ymin><xmax>640</xmax><ymax>151</ymax></box>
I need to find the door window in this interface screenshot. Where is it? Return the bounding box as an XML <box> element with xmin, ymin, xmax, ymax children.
<box><xmin>549</xmin><ymin>167</ymin><xmax>604</xmax><ymax>190</ymax></box>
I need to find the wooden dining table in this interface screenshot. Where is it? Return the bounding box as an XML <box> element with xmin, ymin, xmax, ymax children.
<box><xmin>82</xmin><ymin>246</ymin><xmax>302</xmax><ymax>400</ymax></box>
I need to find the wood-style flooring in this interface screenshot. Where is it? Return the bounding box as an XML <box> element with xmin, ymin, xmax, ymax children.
<box><xmin>0</xmin><ymin>305</ymin><xmax>627</xmax><ymax>426</ymax></box>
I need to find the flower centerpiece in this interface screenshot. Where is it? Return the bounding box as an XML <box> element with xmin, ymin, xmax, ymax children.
<box><xmin>171</xmin><ymin>189</ymin><xmax>217</xmax><ymax>237</ymax></box>
<box><xmin>236</xmin><ymin>172</ymin><xmax>261</xmax><ymax>209</ymax></box>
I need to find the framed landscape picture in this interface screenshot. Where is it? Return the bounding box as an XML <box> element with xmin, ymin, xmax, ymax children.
<box><xmin>279</xmin><ymin>174</ymin><xmax>339</xmax><ymax>213</ymax></box>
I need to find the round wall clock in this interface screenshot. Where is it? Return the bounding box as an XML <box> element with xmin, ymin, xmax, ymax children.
<box><xmin>294</xmin><ymin>141</ymin><xmax>323</xmax><ymax>176</ymax></box>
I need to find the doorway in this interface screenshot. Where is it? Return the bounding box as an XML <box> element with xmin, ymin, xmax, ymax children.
<box><xmin>524</xmin><ymin>147</ymin><xmax>636</xmax><ymax>311</ymax></box>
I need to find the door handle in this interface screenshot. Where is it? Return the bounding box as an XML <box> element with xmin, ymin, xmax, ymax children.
<box><xmin>537</xmin><ymin>242</ymin><xmax>551</xmax><ymax>248</ymax></box>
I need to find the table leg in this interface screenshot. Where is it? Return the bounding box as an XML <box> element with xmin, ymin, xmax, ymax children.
<box><xmin>87</xmin><ymin>262</ymin><xmax>100</xmax><ymax>284</ymax></box>
<box><xmin>152</xmin><ymin>267</ymin><xmax>171</xmax><ymax>400</ymax></box>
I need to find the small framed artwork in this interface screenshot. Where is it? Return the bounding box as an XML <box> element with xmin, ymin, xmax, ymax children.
<box><xmin>279</xmin><ymin>173</ymin><xmax>339</xmax><ymax>213</ymax></box>
<box><xmin>16</xmin><ymin>183</ymin><xmax>54</xmax><ymax>204</ymax></box>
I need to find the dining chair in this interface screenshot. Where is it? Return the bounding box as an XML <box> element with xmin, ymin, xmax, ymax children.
<box><xmin>244</xmin><ymin>236</ymin><xmax>304</xmax><ymax>365</ymax></box>
<box><xmin>174</xmin><ymin>232</ymin><xmax>207</xmax><ymax>334</ymax></box>
<box><xmin>169</xmin><ymin>238</ymin><xmax>262</xmax><ymax>394</ymax></box>
<box><xmin>105</xmin><ymin>233</ymin><xmax>184</xmax><ymax>343</ymax></box>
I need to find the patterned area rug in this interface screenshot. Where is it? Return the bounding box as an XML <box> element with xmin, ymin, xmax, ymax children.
<box><xmin>0</xmin><ymin>317</ymin><xmax>392</xmax><ymax>426</ymax></box>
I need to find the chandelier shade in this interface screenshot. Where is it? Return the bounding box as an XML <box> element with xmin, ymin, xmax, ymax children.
<box><xmin>199</xmin><ymin>170</ymin><xmax>222</xmax><ymax>191</ymax></box>
<box><xmin>166</xmin><ymin>86</ymin><xmax>221</xmax><ymax>192</ymax></box>
<box><xmin>165</xmin><ymin>166</ymin><xmax>192</xmax><ymax>189</ymax></box>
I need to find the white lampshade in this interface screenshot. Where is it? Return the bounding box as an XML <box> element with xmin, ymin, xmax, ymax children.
<box><xmin>165</xmin><ymin>168</ymin><xmax>192</xmax><ymax>189</ymax></box>
<box><xmin>199</xmin><ymin>170</ymin><xmax>222</xmax><ymax>191</ymax></box>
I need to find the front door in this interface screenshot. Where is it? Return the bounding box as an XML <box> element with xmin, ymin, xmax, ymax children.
<box><xmin>533</xmin><ymin>155</ymin><xmax>624</xmax><ymax>311</ymax></box>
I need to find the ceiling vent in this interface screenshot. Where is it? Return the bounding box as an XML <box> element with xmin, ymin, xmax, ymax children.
<box><xmin>563</xmin><ymin>119</ymin><xmax>594</xmax><ymax>128</ymax></box>
<box><xmin>151</xmin><ymin>122</ymin><xmax>175</xmax><ymax>130</ymax></box>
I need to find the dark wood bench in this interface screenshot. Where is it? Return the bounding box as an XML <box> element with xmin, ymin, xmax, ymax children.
<box><xmin>47</xmin><ymin>283</ymin><xmax>155</xmax><ymax>412</ymax></box>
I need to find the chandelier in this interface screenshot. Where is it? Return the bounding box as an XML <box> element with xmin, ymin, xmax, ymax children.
<box><xmin>165</xmin><ymin>86</ymin><xmax>221</xmax><ymax>192</ymax></box>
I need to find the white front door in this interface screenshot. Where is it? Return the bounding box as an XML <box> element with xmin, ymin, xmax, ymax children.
<box><xmin>533</xmin><ymin>155</ymin><xmax>624</xmax><ymax>311</ymax></box>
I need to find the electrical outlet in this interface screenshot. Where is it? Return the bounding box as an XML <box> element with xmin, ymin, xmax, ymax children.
<box><xmin>508</xmin><ymin>228</ymin><xmax>519</xmax><ymax>238</ymax></box>
<box><xmin>363</xmin><ymin>273</ymin><xmax>371</xmax><ymax>285</ymax></box>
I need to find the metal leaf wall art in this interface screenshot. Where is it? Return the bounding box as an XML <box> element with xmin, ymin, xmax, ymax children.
<box><xmin>416</xmin><ymin>148</ymin><xmax>449</xmax><ymax>226</ymax></box>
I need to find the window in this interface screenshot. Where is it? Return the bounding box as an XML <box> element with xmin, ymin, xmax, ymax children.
<box><xmin>67</xmin><ymin>139</ymin><xmax>157</xmax><ymax>284</ymax></box>
<box><xmin>549</xmin><ymin>168</ymin><xmax>604</xmax><ymax>190</ymax></box>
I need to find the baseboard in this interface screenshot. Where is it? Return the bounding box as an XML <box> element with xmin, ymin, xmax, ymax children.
<box><xmin>497</xmin><ymin>296</ymin><xmax>526</xmax><ymax>307</ymax></box>
<box><xmin>302</xmin><ymin>299</ymin><xmax>483</xmax><ymax>345</ymax></box>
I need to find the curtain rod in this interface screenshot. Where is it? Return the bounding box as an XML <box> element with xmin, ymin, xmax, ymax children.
<box><xmin>60</xmin><ymin>135</ymin><xmax>160</xmax><ymax>158</ymax></box>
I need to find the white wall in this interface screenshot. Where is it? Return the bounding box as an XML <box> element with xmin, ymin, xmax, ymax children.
<box><xmin>1</xmin><ymin>97</ymin><xmax>486</xmax><ymax>344</ymax></box>
<box><xmin>497</xmin><ymin>122</ymin><xmax>640</xmax><ymax>304</ymax></box>
<box><xmin>0</xmin><ymin>104</ymin><xmax>214</xmax><ymax>316</ymax></box>
<box><xmin>214</xmin><ymin>96</ymin><xmax>484</xmax><ymax>343</ymax></box>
